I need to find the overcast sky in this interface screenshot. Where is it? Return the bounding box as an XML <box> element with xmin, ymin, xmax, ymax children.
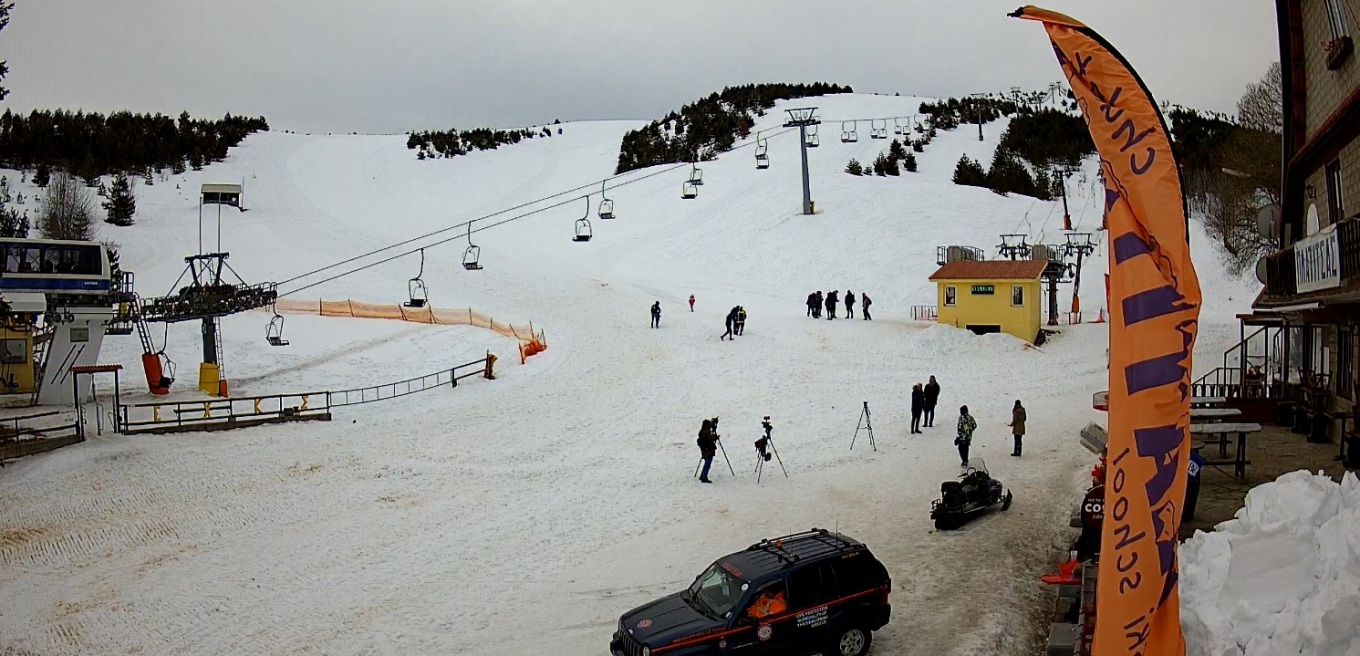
<box><xmin>2</xmin><ymin>1</ymin><xmax>1279</xmax><ymax>134</ymax></box>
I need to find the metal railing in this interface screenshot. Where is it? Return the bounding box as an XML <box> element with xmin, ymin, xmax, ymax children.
<box><xmin>116</xmin><ymin>355</ymin><xmax>492</xmax><ymax>434</ymax></box>
<box><xmin>910</xmin><ymin>305</ymin><xmax>939</xmax><ymax>321</ymax></box>
<box><xmin>329</xmin><ymin>357</ymin><xmax>489</xmax><ymax>407</ymax></box>
<box><xmin>1340</xmin><ymin>215</ymin><xmax>1360</xmax><ymax>280</ymax></box>
<box><xmin>0</xmin><ymin>410</ymin><xmax>82</xmax><ymax>460</ymax></box>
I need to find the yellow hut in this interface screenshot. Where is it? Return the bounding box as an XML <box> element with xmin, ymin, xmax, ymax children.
<box><xmin>928</xmin><ymin>260</ymin><xmax>1047</xmax><ymax>342</ymax></box>
<box><xmin>0</xmin><ymin>293</ymin><xmax>49</xmax><ymax>394</ymax></box>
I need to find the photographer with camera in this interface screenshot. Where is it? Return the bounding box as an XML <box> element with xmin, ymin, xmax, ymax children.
<box><xmin>697</xmin><ymin>418</ymin><xmax>718</xmax><ymax>483</ymax></box>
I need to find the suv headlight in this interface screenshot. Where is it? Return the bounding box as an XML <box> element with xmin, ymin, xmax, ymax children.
<box><xmin>641</xmin><ymin>648</ymin><xmax>650</xmax><ymax>656</ymax></box>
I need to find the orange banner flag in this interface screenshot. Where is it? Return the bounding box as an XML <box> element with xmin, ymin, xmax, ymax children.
<box><xmin>1012</xmin><ymin>7</ymin><xmax>1201</xmax><ymax>656</ymax></box>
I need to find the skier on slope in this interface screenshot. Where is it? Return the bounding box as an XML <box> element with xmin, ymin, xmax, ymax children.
<box><xmin>955</xmin><ymin>405</ymin><xmax>977</xmax><ymax>467</ymax></box>
<box><xmin>825</xmin><ymin>291</ymin><xmax>839</xmax><ymax>319</ymax></box>
<box><xmin>861</xmin><ymin>292</ymin><xmax>873</xmax><ymax>320</ymax></box>
<box><xmin>845</xmin><ymin>290</ymin><xmax>856</xmax><ymax>319</ymax></box>
<box><xmin>651</xmin><ymin>301</ymin><xmax>661</xmax><ymax>329</ymax></box>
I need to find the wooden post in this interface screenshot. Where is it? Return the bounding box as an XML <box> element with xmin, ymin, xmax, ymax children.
<box><xmin>484</xmin><ymin>352</ymin><xmax>497</xmax><ymax>380</ymax></box>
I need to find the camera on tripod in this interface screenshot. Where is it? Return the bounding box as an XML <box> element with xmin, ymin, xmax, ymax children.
<box><xmin>755</xmin><ymin>416</ymin><xmax>773</xmax><ymax>461</ymax></box>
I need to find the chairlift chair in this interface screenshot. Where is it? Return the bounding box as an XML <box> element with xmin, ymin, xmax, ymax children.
<box><xmin>755</xmin><ymin>132</ymin><xmax>770</xmax><ymax>170</ymax></box>
<box><xmin>689</xmin><ymin>162</ymin><xmax>704</xmax><ymax>186</ymax></box>
<box><xmin>805</xmin><ymin>125</ymin><xmax>820</xmax><ymax>148</ymax></box>
<box><xmin>871</xmin><ymin>119</ymin><xmax>887</xmax><ymax>140</ymax></box>
<box><xmin>598</xmin><ymin>181</ymin><xmax>615</xmax><ymax>220</ymax></box>
<box><xmin>266</xmin><ymin>312</ymin><xmax>289</xmax><ymax>347</ymax></box>
<box><xmin>894</xmin><ymin>118</ymin><xmax>904</xmax><ymax>135</ymax></box>
<box><xmin>841</xmin><ymin>121</ymin><xmax>858</xmax><ymax>144</ymax></box>
<box><xmin>404</xmin><ymin>248</ymin><xmax>429</xmax><ymax>308</ymax></box>
<box><xmin>682</xmin><ymin>181</ymin><xmax>698</xmax><ymax>199</ymax></box>
<box><xmin>574</xmin><ymin>197</ymin><xmax>593</xmax><ymax>242</ymax></box>
<box><xmin>463</xmin><ymin>223</ymin><xmax>483</xmax><ymax>270</ymax></box>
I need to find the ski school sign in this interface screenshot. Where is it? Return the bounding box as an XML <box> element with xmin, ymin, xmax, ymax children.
<box><xmin>1014</xmin><ymin>7</ymin><xmax>1201</xmax><ymax>656</ymax></box>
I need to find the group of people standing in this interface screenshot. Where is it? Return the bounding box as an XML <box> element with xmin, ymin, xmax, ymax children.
<box><xmin>806</xmin><ymin>290</ymin><xmax>871</xmax><ymax>320</ymax></box>
<box><xmin>910</xmin><ymin>377</ymin><xmax>1029</xmax><ymax>466</ymax></box>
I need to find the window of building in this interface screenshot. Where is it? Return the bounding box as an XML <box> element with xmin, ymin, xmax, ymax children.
<box><xmin>944</xmin><ymin>286</ymin><xmax>957</xmax><ymax>307</ymax></box>
<box><xmin>1326</xmin><ymin>160</ymin><xmax>1344</xmax><ymax>226</ymax></box>
<box><xmin>1325</xmin><ymin>0</ymin><xmax>1351</xmax><ymax>40</ymax></box>
<box><xmin>1012</xmin><ymin>285</ymin><xmax>1025</xmax><ymax>306</ymax></box>
<box><xmin>1339</xmin><ymin>328</ymin><xmax>1355</xmax><ymax>399</ymax></box>
<box><xmin>0</xmin><ymin>339</ymin><xmax>25</xmax><ymax>365</ymax></box>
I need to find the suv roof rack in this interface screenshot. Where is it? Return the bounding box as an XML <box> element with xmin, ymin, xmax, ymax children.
<box><xmin>745</xmin><ymin>528</ymin><xmax>861</xmax><ymax>565</ymax></box>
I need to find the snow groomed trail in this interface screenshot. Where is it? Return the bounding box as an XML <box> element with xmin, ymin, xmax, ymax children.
<box><xmin>0</xmin><ymin>94</ymin><xmax>1257</xmax><ymax>655</ymax></box>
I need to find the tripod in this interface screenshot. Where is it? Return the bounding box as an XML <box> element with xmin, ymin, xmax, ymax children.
<box><xmin>694</xmin><ymin>436</ymin><xmax>736</xmax><ymax>478</ymax></box>
<box><xmin>851</xmin><ymin>401</ymin><xmax>876</xmax><ymax>451</ymax></box>
<box><xmin>754</xmin><ymin>427</ymin><xmax>788</xmax><ymax>483</ymax></box>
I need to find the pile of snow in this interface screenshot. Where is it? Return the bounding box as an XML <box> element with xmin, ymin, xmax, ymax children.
<box><xmin>1181</xmin><ymin>471</ymin><xmax>1360</xmax><ymax>656</ymax></box>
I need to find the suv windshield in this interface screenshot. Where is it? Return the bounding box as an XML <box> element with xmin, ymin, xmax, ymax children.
<box><xmin>683</xmin><ymin>562</ymin><xmax>745</xmax><ymax>620</ymax></box>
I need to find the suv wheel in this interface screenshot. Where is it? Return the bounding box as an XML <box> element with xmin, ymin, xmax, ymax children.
<box><xmin>831</xmin><ymin>625</ymin><xmax>872</xmax><ymax>656</ymax></box>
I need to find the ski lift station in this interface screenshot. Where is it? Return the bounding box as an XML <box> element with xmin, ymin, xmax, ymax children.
<box><xmin>928</xmin><ymin>258</ymin><xmax>1047</xmax><ymax>343</ymax></box>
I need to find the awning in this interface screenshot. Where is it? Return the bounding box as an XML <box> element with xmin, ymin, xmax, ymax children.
<box><xmin>0</xmin><ymin>292</ymin><xmax>47</xmax><ymax>313</ymax></box>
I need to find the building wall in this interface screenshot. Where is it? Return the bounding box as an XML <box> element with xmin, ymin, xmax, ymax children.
<box><xmin>1301</xmin><ymin>138</ymin><xmax>1360</xmax><ymax>229</ymax></box>
<box><xmin>935</xmin><ymin>278</ymin><xmax>1042</xmax><ymax>342</ymax></box>
<box><xmin>1303</xmin><ymin>0</ymin><xmax>1360</xmax><ymax>139</ymax></box>
<box><xmin>0</xmin><ymin>326</ymin><xmax>35</xmax><ymax>394</ymax></box>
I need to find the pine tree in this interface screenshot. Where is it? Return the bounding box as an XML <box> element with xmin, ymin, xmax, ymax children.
<box><xmin>845</xmin><ymin>159</ymin><xmax>864</xmax><ymax>176</ymax></box>
<box><xmin>39</xmin><ymin>172</ymin><xmax>95</xmax><ymax>240</ymax></box>
<box><xmin>171</xmin><ymin>158</ymin><xmax>187</xmax><ymax>175</ymax></box>
<box><xmin>904</xmin><ymin>152</ymin><xmax>918</xmax><ymax>173</ymax></box>
<box><xmin>953</xmin><ymin>155</ymin><xmax>987</xmax><ymax>187</ymax></box>
<box><xmin>912</xmin><ymin>139</ymin><xmax>924</xmax><ymax>153</ymax></box>
<box><xmin>33</xmin><ymin>163</ymin><xmax>50</xmax><ymax>188</ymax></box>
<box><xmin>888</xmin><ymin>139</ymin><xmax>906</xmax><ymax>162</ymax></box>
<box><xmin>103</xmin><ymin>172</ymin><xmax>136</xmax><ymax>226</ymax></box>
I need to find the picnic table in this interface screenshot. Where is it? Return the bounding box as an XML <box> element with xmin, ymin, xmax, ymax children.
<box><xmin>1190</xmin><ymin>408</ymin><xmax>1243</xmax><ymax>422</ymax></box>
<box><xmin>1190</xmin><ymin>422</ymin><xmax>1261</xmax><ymax>480</ymax></box>
<box><xmin>1191</xmin><ymin>397</ymin><xmax>1227</xmax><ymax>408</ymax></box>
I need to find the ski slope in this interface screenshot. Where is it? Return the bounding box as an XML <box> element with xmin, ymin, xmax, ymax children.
<box><xmin>0</xmin><ymin>93</ymin><xmax>1258</xmax><ymax>655</ymax></box>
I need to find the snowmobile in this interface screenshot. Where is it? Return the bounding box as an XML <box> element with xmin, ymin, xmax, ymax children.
<box><xmin>930</xmin><ymin>458</ymin><xmax>1013</xmax><ymax>530</ymax></box>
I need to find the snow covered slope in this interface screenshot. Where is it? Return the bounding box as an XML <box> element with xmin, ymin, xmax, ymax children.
<box><xmin>0</xmin><ymin>93</ymin><xmax>1258</xmax><ymax>656</ymax></box>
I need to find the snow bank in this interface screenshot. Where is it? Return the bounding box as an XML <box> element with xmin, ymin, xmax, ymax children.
<box><xmin>1181</xmin><ymin>470</ymin><xmax>1360</xmax><ymax>656</ymax></box>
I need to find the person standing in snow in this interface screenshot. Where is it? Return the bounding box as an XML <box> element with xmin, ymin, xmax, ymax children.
<box><xmin>955</xmin><ymin>405</ymin><xmax>977</xmax><ymax>467</ymax></box>
<box><xmin>697</xmin><ymin>418</ymin><xmax>717</xmax><ymax>483</ymax></box>
<box><xmin>825</xmin><ymin>291</ymin><xmax>838</xmax><ymax>319</ymax></box>
<box><xmin>1008</xmin><ymin>399</ymin><xmax>1027</xmax><ymax>457</ymax></box>
<box><xmin>861</xmin><ymin>293</ymin><xmax>872</xmax><ymax>320</ymax></box>
<box><xmin>813</xmin><ymin>291</ymin><xmax>823</xmax><ymax>318</ymax></box>
<box><xmin>721</xmin><ymin>307</ymin><xmax>737</xmax><ymax>341</ymax></box>
<box><xmin>651</xmin><ymin>301</ymin><xmax>661</xmax><ymax>329</ymax></box>
<box><xmin>910</xmin><ymin>383</ymin><xmax>925</xmax><ymax>434</ymax></box>
<box><xmin>845</xmin><ymin>291</ymin><xmax>856</xmax><ymax>319</ymax></box>
<box><xmin>923</xmin><ymin>376</ymin><xmax>940</xmax><ymax>427</ymax></box>
<box><xmin>735</xmin><ymin>306</ymin><xmax>747</xmax><ymax>336</ymax></box>
<box><xmin>806</xmin><ymin>292</ymin><xmax>817</xmax><ymax>317</ymax></box>
<box><xmin>689</xmin><ymin>295</ymin><xmax>696</xmax><ymax>312</ymax></box>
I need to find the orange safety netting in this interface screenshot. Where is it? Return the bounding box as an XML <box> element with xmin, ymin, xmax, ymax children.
<box><xmin>275</xmin><ymin>299</ymin><xmax>548</xmax><ymax>363</ymax></box>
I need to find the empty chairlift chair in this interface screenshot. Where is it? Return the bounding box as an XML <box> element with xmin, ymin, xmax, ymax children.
<box><xmin>463</xmin><ymin>223</ymin><xmax>483</xmax><ymax>271</ymax></box>
<box><xmin>598</xmin><ymin>181</ymin><xmax>615</xmax><ymax>220</ymax></box>
<box><xmin>754</xmin><ymin>132</ymin><xmax>770</xmax><ymax>170</ymax></box>
<box><xmin>871</xmin><ymin>119</ymin><xmax>887</xmax><ymax>140</ymax></box>
<box><xmin>266</xmin><ymin>306</ymin><xmax>289</xmax><ymax>347</ymax></box>
<box><xmin>894</xmin><ymin>118</ymin><xmax>904</xmax><ymax>135</ymax></box>
<box><xmin>841</xmin><ymin>121</ymin><xmax>858</xmax><ymax>143</ymax></box>
<box><xmin>574</xmin><ymin>197</ymin><xmax>593</xmax><ymax>242</ymax></box>
<box><xmin>404</xmin><ymin>249</ymin><xmax>429</xmax><ymax>308</ymax></box>
<box><xmin>689</xmin><ymin>162</ymin><xmax>704</xmax><ymax>186</ymax></box>
<box><xmin>682</xmin><ymin>180</ymin><xmax>698</xmax><ymax>200</ymax></box>
<box><xmin>805</xmin><ymin>124</ymin><xmax>820</xmax><ymax>148</ymax></box>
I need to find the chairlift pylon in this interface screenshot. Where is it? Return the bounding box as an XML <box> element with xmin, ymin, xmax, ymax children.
<box><xmin>405</xmin><ymin>248</ymin><xmax>429</xmax><ymax>308</ymax></box>
<box><xmin>598</xmin><ymin>180</ymin><xmax>615</xmax><ymax>220</ymax></box>
<box><xmin>574</xmin><ymin>196</ymin><xmax>593</xmax><ymax>242</ymax></box>
<box><xmin>266</xmin><ymin>303</ymin><xmax>289</xmax><ymax>346</ymax></box>
<box><xmin>463</xmin><ymin>222</ymin><xmax>483</xmax><ymax>270</ymax></box>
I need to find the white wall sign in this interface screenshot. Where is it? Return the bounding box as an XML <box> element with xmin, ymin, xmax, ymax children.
<box><xmin>1295</xmin><ymin>224</ymin><xmax>1341</xmax><ymax>293</ymax></box>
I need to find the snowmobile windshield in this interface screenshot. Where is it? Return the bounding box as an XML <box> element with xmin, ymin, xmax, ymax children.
<box><xmin>966</xmin><ymin>458</ymin><xmax>989</xmax><ymax>475</ymax></box>
<box><xmin>683</xmin><ymin>562</ymin><xmax>745</xmax><ymax>620</ymax></box>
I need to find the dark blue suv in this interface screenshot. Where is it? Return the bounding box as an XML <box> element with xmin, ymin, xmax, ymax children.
<box><xmin>610</xmin><ymin>529</ymin><xmax>891</xmax><ymax>656</ymax></box>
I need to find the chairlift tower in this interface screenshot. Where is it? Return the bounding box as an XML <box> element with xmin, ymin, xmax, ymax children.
<box><xmin>1063</xmin><ymin>232</ymin><xmax>1098</xmax><ymax>315</ymax></box>
<box><xmin>998</xmin><ymin>234</ymin><xmax>1032</xmax><ymax>260</ymax></box>
<box><xmin>784</xmin><ymin>108</ymin><xmax>820</xmax><ymax>215</ymax></box>
<box><xmin>1031</xmin><ymin>244</ymin><xmax>1070</xmax><ymax>327</ymax></box>
<box><xmin>970</xmin><ymin>92</ymin><xmax>988</xmax><ymax>141</ymax></box>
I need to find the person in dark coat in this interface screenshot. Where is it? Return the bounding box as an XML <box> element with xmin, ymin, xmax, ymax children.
<box><xmin>735</xmin><ymin>306</ymin><xmax>747</xmax><ymax>335</ymax></box>
<box><xmin>1008</xmin><ymin>399</ymin><xmax>1027</xmax><ymax>457</ymax></box>
<box><xmin>650</xmin><ymin>301</ymin><xmax>661</xmax><ymax>329</ymax></box>
<box><xmin>721</xmin><ymin>307</ymin><xmax>737</xmax><ymax>341</ymax></box>
<box><xmin>923</xmin><ymin>376</ymin><xmax>940</xmax><ymax>427</ymax></box>
<box><xmin>825</xmin><ymin>290</ymin><xmax>838</xmax><ymax>319</ymax></box>
<box><xmin>806</xmin><ymin>292</ymin><xmax>817</xmax><ymax>317</ymax></box>
<box><xmin>910</xmin><ymin>383</ymin><xmax>925</xmax><ymax>434</ymax></box>
<box><xmin>845</xmin><ymin>291</ymin><xmax>856</xmax><ymax>319</ymax></box>
<box><xmin>955</xmin><ymin>405</ymin><xmax>977</xmax><ymax>467</ymax></box>
<box><xmin>697</xmin><ymin>419</ymin><xmax>717</xmax><ymax>483</ymax></box>
<box><xmin>861</xmin><ymin>293</ymin><xmax>872</xmax><ymax>320</ymax></box>
<box><xmin>813</xmin><ymin>291</ymin><xmax>823</xmax><ymax>318</ymax></box>
<box><xmin>689</xmin><ymin>295</ymin><xmax>696</xmax><ymax>312</ymax></box>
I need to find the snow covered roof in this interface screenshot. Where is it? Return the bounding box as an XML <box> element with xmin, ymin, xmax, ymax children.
<box><xmin>928</xmin><ymin>260</ymin><xmax>1048</xmax><ymax>281</ymax></box>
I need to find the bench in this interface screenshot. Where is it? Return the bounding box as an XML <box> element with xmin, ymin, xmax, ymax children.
<box><xmin>1191</xmin><ymin>422</ymin><xmax>1261</xmax><ymax>480</ymax></box>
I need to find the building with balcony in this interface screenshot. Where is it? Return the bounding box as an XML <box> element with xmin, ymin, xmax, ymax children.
<box><xmin>1247</xmin><ymin>0</ymin><xmax>1360</xmax><ymax>451</ymax></box>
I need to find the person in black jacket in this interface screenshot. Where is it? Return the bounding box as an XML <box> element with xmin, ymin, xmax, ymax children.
<box><xmin>825</xmin><ymin>291</ymin><xmax>838</xmax><ymax>319</ymax></box>
<box><xmin>721</xmin><ymin>307</ymin><xmax>737</xmax><ymax>341</ymax></box>
<box><xmin>861</xmin><ymin>293</ymin><xmax>872</xmax><ymax>320</ymax></box>
<box><xmin>697</xmin><ymin>419</ymin><xmax>717</xmax><ymax>483</ymax></box>
<box><xmin>845</xmin><ymin>291</ymin><xmax>856</xmax><ymax>319</ymax></box>
<box><xmin>813</xmin><ymin>291</ymin><xmax>823</xmax><ymax>318</ymax></box>
<box><xmin>806</xmin><ymin>292</ymin><xmax>817</xmax><ymax>317</ymax></box>
<box><xmin>923</xmin><ymin>376</ymin><xmax>940</xmax><ymax>427</ymax></box>
<box><xmin>734</xmin><ymin>306</ymin><xmax>747</xmax><ymax>335</ymax></box>
<box><xmin>910</xmin><ymin>383</ymin><xmax>924</xmax><ymax>434</ymax></box>
<box><xmin>650</xmin><ymin>301</ymin><xmax>661</xmax><ymax>329</ymax></box>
